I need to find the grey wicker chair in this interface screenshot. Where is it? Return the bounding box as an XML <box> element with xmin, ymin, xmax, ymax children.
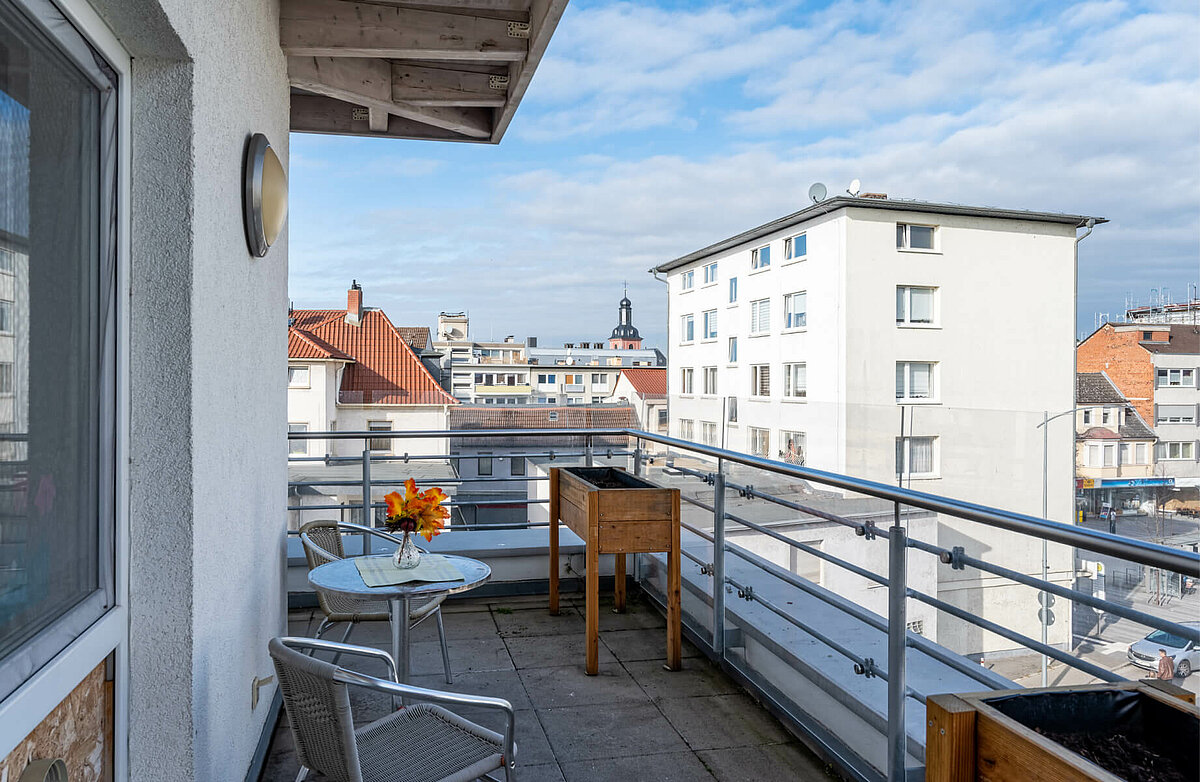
<box><xmin>270</xmin><ymin>637</ymin><xmax>516</xmax><ymax>782</ymax></box>
<box><xmin>300</xmin><ymin>520</ymin><xmax>453</xmax><ymax>683</ymax></box>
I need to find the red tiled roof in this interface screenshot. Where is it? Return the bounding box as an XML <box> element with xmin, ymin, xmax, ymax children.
<box><xmin>395</xmin><ymin>326</ymin><xmax>433</xmax><ymax>351</ymax></box>
<box><xmin>1080</xmin><ymin>426</ymin><xmax>1120</xmax><ymax>440</ymax></box>
<box><xmin>290</xmin><ymin>308</ymin><xmax>457</xmax><ymax>405</ymax></box>
<box><xmin>621</xmin><ymin>368</ymin><xmax>667</xmax><ymax>398</ymax></box>
<box><xmin>288</xmin><ymin>327</ymin><xmax>355</xmax><ymax>361</ymax></box>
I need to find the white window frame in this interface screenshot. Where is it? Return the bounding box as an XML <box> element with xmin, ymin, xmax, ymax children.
<box><xmin>751</xmin><ymin>364</ymin><xmax>771</xmax><ymax>398</ymax></box>
<box><xmin>896</xmin><ymin>361</ymin><xmax>937</xmax><ymax>402</ymax></box>
<box><xmin>702</xmin><ymin>309</ymin><xmax>718</xmax><ymax>340</ymax></box>
<box><xmin>896</xmin><ymin>286</ymin><xmax>937</xmax><ymax>327</ymax></box>
<box><xmin>783</xmin><ymin>291</ymin><xmax>807</xmax><ymax>330</ymax></box>
<box><xmin>0</xmin><ymin>299</ymin><xmax>11</xmax><ymax>334</ymax></box>
<box><xmin>780</xmin><ymin>430</ymin><xmax>806</xmax><ymax>465</ymax></box>
<box><xmin>750</xmin><ymin>244</ymin><xmax>771</xmax><ymax>271</ymax></box>
<box><xmin>703</xmin><ymin>262</ymin><xmax>718</xmax><ymax>285</ymax></box>
<box><xmin>679</xmin><ymin>419</ymin><xmax>695</xmax><ymax>440</ymax></box>
<box><xmin>728</xmin><ymin>276</ymin><xmax>738</xmax><ymax>304</ymax></box>
<box><xmin>1135</xmin><ymin>442</ymin><xmax>1149</xmax><ymax>464</ymax></box>
<box><xmin>703</xmin><ymin>366</ymin><xmax>718</xmax><ymax>396</ymax></box>
<box><xmin>681</xmin><ymin>314</ymin><xmax>694</xmax><ymax>343</ymax></box>
<box><xmin>1156</xmin><ymin>368</ymin><xmax>1195</xmax><ymax>388</ymax></box>
<box><xmin>748</xmin><ymin>427</ymin><xmax>770</xmax><ymax>457</ymax></box>
<box><xmin>0</xmin><ymin>362</ymin><xmax>12</xmax><ymax>396</ymax></box>
<box><xmin>700</xmin><ymin>421</ymin><xmax>718</xmax><ymax>446</ymax></box>
<box><xmin>1158</xmin><ymin>441</ymin><xmax>1196</xmax><ymax>460</ymax></box>
<box><xmin>727</xmin><ymin>336</ymin><xmax>738</xmax><ymax>364</ymax></box>
<box><xmin>749</xmin><ymin>298</ymin><xmax>770</xmax><ymax>335</ymax></box>
<box><xmin>478</xmin><ymin>452</ymin><xmax>493</xmax><ymax>476</ymax></box>
<box><xmin>511</xmin><ymin>456</ymin><xmax>526</xmax><ymax>476</ymax></box>
<box><xmin>1156</xmin><ymin>405</ymin><xmax>1195</xmax><ymax>425</ymax></box>
<box><xmin>288</xmin><ymin>364</ymin><xmax>311</xmax><ymax>388</ymax></box>
<box><xmin>896</xmin><ymin>436</ymin><xmax>938</xmax><ymax>479</ymax></box>
<box><xmin>681</xmin><ymin>269</ymin><xmax>695</xmax><ymax>291</ymax></box>
<box><xmin>783</xmin><ymin>232</ymin><xmax>807</xmax><ymax>262</ymax></box>
<box><xmin>681</xmin><ymin>367</ymin><xmax>694</xmax><ymax>395</ymax></box>
<box><xmin>289</xmin><ymin>423</ymin><xmax>309</xmax><ymax>456</ymax></box>
<box><xmin>783</xmin><ymin>362</ymin><xmax>807</xmax><ymax>400</ymax></box>
<box><xmin>896</xmin><ymin>223</ymin><xmax>939</xmax><ymax>252</ymax></box>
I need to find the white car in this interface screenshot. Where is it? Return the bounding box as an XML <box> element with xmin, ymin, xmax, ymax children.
<box><xmin>1127</xmin><ymin>622</ymin><xmax>1200</xmax><ymax>677</ymax></box>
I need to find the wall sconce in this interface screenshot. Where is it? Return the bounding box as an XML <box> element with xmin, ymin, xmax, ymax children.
<box><xmin>243</xmin><ymin>133</ymin><xmax>288</xmax><ymax>257</ymax></box>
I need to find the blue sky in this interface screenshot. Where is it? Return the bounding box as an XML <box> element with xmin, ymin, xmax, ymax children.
<box><xmin>288</xmin><ymin>0</ymin><xmax>1200</xmax><ymax>348</ymax></box>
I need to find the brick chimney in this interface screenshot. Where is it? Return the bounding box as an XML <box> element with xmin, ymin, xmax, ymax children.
<box><xmin>345</xmin><ymin>280</ymin><xmax>363</xmax><ymax>325</ymax></box>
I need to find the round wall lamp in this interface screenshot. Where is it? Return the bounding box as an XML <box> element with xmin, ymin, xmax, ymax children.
<box><xmin>243</xmin><ymin>133</ymin><xmax>288</xmax><ymax>257</ymax></box>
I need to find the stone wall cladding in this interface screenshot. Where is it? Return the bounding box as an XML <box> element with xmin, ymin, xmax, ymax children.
<box><xmin>0</xmin><ymin>662</ymin><xmax>110</xmax><ymax>782</ymax></box>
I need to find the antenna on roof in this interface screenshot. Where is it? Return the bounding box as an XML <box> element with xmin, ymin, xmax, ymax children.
<box><xmin>808</xmin><ymin>182</ymin><xmax>828</xmax><ymax>203</ymax></box>
<box><xmin>847</xmin><ymin>178</ymin><xmax>861</xmax><ymax>197</ymax></box>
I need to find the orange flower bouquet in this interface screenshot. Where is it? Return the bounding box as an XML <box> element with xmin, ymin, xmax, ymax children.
<box><xmin>384</xmin><ymin>478</ymin><xmax>448</xmax><ymax>569</ymax></box>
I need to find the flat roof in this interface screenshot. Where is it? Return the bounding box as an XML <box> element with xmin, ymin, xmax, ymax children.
<box><xmin>653</xmin><ymin>196</ymin><xmax>1106</xmax><ymax>273</ymax></box>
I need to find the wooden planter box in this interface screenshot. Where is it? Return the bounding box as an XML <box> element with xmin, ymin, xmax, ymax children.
<box><xmin>927</xmin><ymin>680</ymin><xmax>1198</xmax><ymax>781</ymax></box>
<box><xmin>548</xmin><ymin>467</ymin><xmax>681</xmax><ymax>675</ymax></box>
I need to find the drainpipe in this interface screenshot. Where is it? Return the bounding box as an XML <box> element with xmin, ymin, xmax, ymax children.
<box><xmin>649</xmin><ymin>269</ymin><xmax>668</xmax><ymax>284</ymax></box>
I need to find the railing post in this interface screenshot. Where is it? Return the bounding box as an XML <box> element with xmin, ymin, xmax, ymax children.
<box><xmin>887</xmin><ymin>503</ymin><xmax>907</xmax><ymax>782</ymax></box>
<box><xmin>585</xmin><ymin>434</ymin><xmax>594</xmax><ymax>467</ymax></box>
<box><xmin>361</xmin><ymin>446</ymin><xmax>373</xmax><ymax>556</ymax></box>
<box><xmin>633</xmin><ymin>440</ymin><xmax>643</xmax><ymax>477</ymax></box>
<box><xmin>712</xmin><ymin>465</ymin><xmax>726</xmax><ymax>657</ymax></box>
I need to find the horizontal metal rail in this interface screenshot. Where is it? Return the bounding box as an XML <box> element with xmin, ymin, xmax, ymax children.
<box><xmin>288</xmin><ymin>475</ymin><xmax>550</xmax><ymax>487</ymax></box>
<box><xmin>286</xmin><ymin>498</ymin><xmax>549</xmax><ymax>512</ymax></box>
<box><xmin>287</xmin><ymin>449</ymin><xmax>632</xmax><ymax>463</ymax></box>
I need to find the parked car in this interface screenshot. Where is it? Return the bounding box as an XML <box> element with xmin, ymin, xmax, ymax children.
<box><xmin>1127</xmin><ymin>622</ymin><xmax>1200</xmax><ymax>677</ymax></box>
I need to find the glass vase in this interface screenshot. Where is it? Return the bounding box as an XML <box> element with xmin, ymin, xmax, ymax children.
<box><xmin>393</xmin><ymin>531</ymin><xmax>421</xmax><ymax>569</ymax></box>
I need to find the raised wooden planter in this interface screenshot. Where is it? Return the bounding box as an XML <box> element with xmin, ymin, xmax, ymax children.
<box><xmin>548</xmin><ymin>467</ymin><xmax>681</xmax><ymax>675</ymax></box>
<box><xmin>926</xmin><ymin>680</ymin><xmax>1198</xmax><ymax>781</ymax></box>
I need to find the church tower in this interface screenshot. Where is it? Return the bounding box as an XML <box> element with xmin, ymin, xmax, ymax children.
<box><xmin>608</xmin><ymin>286</ymin><xmax>643</xmax><ymax>349</ymax></box>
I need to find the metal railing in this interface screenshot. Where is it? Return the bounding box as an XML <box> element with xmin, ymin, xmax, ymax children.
<box><xmin>287</xmin><ymin>427</ymin><xmax>1200</xmax><ymax>782</ymax></box>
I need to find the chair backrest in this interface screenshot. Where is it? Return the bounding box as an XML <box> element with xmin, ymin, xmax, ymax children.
<box><xmin>269</xmin><ymin>637</ymin><xmax>362</xmax><ymax>782</ymax></box>
<box><xmin>299</xmin><ymin>520</ymin><xmax>357</xmax><ymax>617</ymax></box>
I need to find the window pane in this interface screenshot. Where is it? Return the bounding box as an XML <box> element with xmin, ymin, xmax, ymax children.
<box><xmin>910</xmin><ymin>288</ymin><xmax>934</xmax><ymax>322</ymax></box>
<box><xmin>793</xmin><ymin>234</ymin><xmax>806</xmax><ymax>257</ymax></box>
<box><xmin>0</xmin><ymin>3</ymin><xmax>115</xmax><ymax>676</ymax></box>
<box><xmin>895</xmin><ymin>288</ymin><xmax>906</xmax><ymax>322</ymax></box>
<box><xmin>910</xmin><ymin>363</ymin><xmax>931</xmax><ymax>398</ymax></box>
<box><xmin>896</xmin><ymin>363</ymin><xmax>905</xmax><ymax>398</ymax></box>
<box><xmin>896</xmin><ymin>224</ymin><xmax>906</xmax><ymax>247</ymax></box>
<box><xmin>909</xmin><ymin>225</ymin><xmax>934</xmax><ymax>249</ymax></box>
<box><xmin>910</xmin><ymin>438</ymin><xmax>933</xmax><ymax>473</ymax></box>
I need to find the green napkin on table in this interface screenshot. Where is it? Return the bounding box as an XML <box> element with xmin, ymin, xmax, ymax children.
<box><xmin>354</xmin><ymin>554</ymin><xmax>466</xmax><ymax>587</ymax></box>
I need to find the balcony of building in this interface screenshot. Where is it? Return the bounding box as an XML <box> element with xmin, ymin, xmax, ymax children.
<box><xmin>278</xmin><ymin>427</ymin><xmax>1200</xmax><ymax>782</ymax></box>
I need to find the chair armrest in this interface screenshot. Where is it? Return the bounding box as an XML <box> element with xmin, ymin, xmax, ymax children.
<box><xmin>339</xmin><ymin>522</ymin><xmax>430</xmax><ymax>553</ymax></box>
<box><xmin>335</xmin><ymin>668</ymin><xmax>516</xmax><ymax>768</ymax></box>
<box><xmin>300</xmin><ymin>533</ymin><xmax>341</xmax><ymax>564</ymax></box>
<box><xmin>278</xmin><ymin>637</ymin><xmax>398</xmax><ymax>682</ymax></box>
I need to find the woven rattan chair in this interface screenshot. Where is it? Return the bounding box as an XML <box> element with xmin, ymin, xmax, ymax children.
<box><xmin>270</xmin><ymin>637</ymin><xmax>516</xmax><ymax>782</ymax></box>
<box><xmin>301</xmin><ymin>520</ymin><xmax>453</xmax><ymax>682</ymax></box>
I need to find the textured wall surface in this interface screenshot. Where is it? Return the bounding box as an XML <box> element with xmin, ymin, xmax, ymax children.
<box><xmin>0</xmin><ymin>662</ymin><xmax>110</xmax><ymax>782</ymax></box>
<box><xmin>1077</xmin><ymin>325</ymin><xmax>1154</xmax><ymax>423</ymax></box>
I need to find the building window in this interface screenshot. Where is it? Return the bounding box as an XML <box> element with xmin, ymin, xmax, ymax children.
<box><xmin>1156</xmin><ymin>405</ymin><xmax>1195</xmax><ymax>424</ymax></box>
<box><xmin>728</xmin><ymin>336</ymin><xmax>738</xmax><ymax>363</ymax></box>
<box><xmin>567</xmin><ymin>396</ymin><xmax>585</xmax><ymax>405</ymax></box>
<box><xmin>289</xmin><ymin>423</ymin><xmax>309</xmax><ymax>456</ymax></box>
<box><xmin>1136</xmin><ymin>442</ymin><xmax>1149</xmax><ymax>464</ymax></box>
<box><xmin>896</xmin><ymin>286</ymin><xmax>935</xmax><ymax>325</ymax></box>
<box><xmin>478</xmin><ymin>453</ymin><xmax>493</xmax><ymax>476</ymax></box>
<box><xmin>784</xmin><ymin>233</ymin><xmax>806</xmax><ymax>261</ymax></box>
<box><xmin>510</xmin><ymin>457</ymin><xmax>526</xmax><ymax>477</ymax></box>
<box><xmin>368</xmin><ymin>421</ymin><xmax>392</xmax><ymax>451</ymax></box>
<box><xmin>679</xmin><ymin>419</ymin><xmax>695</xmax><ymax>440</ymax></box>
<box><xmin>0</xmin><ymin>299</ymin><xmax>11</xmax><ymax>333</ymax></box>
<box><xmin>751</xmin><ymin>244</ymin><xmax>771</xmax><ymax>270</ymax></box>
<box><xmin>657</xmin><ymin>409</ymin><xmax>668</xmax><ymax>428</ymax></box>
<box><xmin>727</xmin><ymin>396</ymin><xmax>738</xmax><ymax>423</ymax></box>
<box><xmin>896</xmin><ymin>362</ymin><xmax>935</xmax><ymax>401</ymax></box>
<box><xmin>703</xmin><ymin>309</ymin><xmax>718</xmax><ymax>339</ymax></box>
<box><xmin>538</xmin><ymin>373</ymin><xmax>557</xmax><ymax>384</ymax></box>
<box><xmin>681</xmin><ymin>314</ymin><xmax>694</xmax><ymax>342</ymax></box>
<box><xmin>780</xmin><ymin>430</ymin><xmax>806</xmax><ymax>464</ymax></box>
<box><xmin>896</xmin><ymin>223</ymin><xmax>937</xmax><ymax>250</ymax></box>
<box><xmin>783</xmin><ymin>291</ymin><xmax>807</xmax><ymax>329</ymax></box>
<box><xmin>681</xmin><ymin>367</ymin><xmax>694</xmax><ymax>394</ymax></box>
<box><xmin>1101</xmin><ymin>409</ymin><xmax>1112</xmax><ymax>425</ymax></box>
<box><xmin>548</xmin><ymin>411</ymin><xmax>559</xmax><ymax>421</ymax></box>
<box><xmin>703</xmin><ymin>262</ymin><xmax>718</xmax><ymax>284</ymax></box>
<box><xmin>749</xmin><ymin>427</ymin><xmax>770</xmax><ymax>457</ymax></box>
<box><xmin>1103</xmin><ymin>444</ymin><xmax>1116</xmax><ymax>467</ymax></box>
<box><xmin>751</xmin><ymin>364</ymin><xmax>771</xmax><ymax>397</ymax></box>
<box><xmin>564</xmin><ymin>373</ymin><xmax>583</xmax><ymax>384</ymax></box>
<box><xmin>896</xmin><ymin>436</ymin><xmax>937</xmax><ymax>478</ymax></box>
<box><xmin>1119</xmin><ymin>443</ymin><xmax>1131</xmax><ymax>465</ymax></box>
<box><xmin>288</xmin><ymin>365</ymin><xmax>310</xmax><ymax>387</ymax></box>
<box><xmin>1082</xmin><ymin>409</ymin><xmax>1092</xmax><ymax>424</ymax></box>
<box><xmin>590</xmin><ymin>373</ymin><xmax>606</xmax><ymax>386</ymax></box>
<box><xmin>703</xmin><ymin>366</ymin><xmax>718</xmax><ymax>395</ymax></box>
<box><xmin>681</xmin><ymin>270</ymin><xmax>694</xmax><ymax>290</ymax></box>
<box><xmin>729</xmin><ymin>277</ymin><xmax>738</xmax><ymax>303</ymax></box>
<box><xmin>0</xmin><ymin>7</ymin><xmax>120</xmax><ymax>701</ymax></box>
<box><xmin>701</xmin><ymin>421</ymin><xmax>718</xmax><ymax>445</ymax></box>
<box><xmin>1158</xmin><ymin>441</ymin><xmax>1195</xmax><ymax>460</ymax></box>
<box><xmin>784</xmin><ymin>362</ymin><xmax>807</xmax><ymax>399</ymax></box>
<box><xmin>1156</xmin><ymin>368</ymin><xmax>1195</xmax><ymax>387</ymax></box>
<box><xmin>750</xmin><ymin>298</ymin><xmax>771</xmax><ymax>334</ymax></box>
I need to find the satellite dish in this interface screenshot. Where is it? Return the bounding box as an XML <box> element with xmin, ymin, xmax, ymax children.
<box><xmin>847</xmin><ymin>178</ymin><xmax>861</xmax><ymax>196</ymax></box>
<box><xmin>808</xmin><ymin>182</ymin><xmax>828</xmax><ymax>203</ymax></box>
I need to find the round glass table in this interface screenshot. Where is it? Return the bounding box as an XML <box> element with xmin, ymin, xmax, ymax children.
<box><xmin>307</xmin><ymin>554</ymin><xmax>491</xmax><ymax>683</ymax></box>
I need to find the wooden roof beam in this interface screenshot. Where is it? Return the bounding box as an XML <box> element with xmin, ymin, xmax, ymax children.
<box><xmin>391</xmin><ymin>62</ymin><xmax>507</xmax><ymax>107</ymax></box>
<box><xmin>490</xmin><ymin>0</ymin><xmax>566</xmax><ymax>141</ymax></box>
<box><xmin>291</xmin><ymin>93</ymin><xmax>485</xmax><ymax>142</ymax></box>
<box><xmin>280</xmin><ymin>0</ymin><xmax>528</xmax><ymax>61</ymax></box>
<box><xmin>288</xmin><ymin>56</ymin><xmax>492</xmax><ymax>137</ymax></box>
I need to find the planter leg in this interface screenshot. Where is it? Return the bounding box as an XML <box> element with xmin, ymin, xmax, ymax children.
<box><xmin>586</xmin><ymin>530</ymin><xmax>600</xmax><ymax>675</ymax></box>
<box><xmin>614</xmin><ymin>554</ymin><xmax>626</xmax><ymax>612</ymax></box>
<box><xmin>666</xmin><ymin>491</ymin><xmax>682</xmax><ymax>671</ymax></box>
<box><xmin>549</xmin><ymin>468</ymin><xmax>559</xmax><ymax>616</ymax></box>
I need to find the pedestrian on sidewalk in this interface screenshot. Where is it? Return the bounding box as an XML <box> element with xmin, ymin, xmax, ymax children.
<box><xmin>1156</xmin><ymin>648</ymin><xmax>1175</xmax><ymax>680</ymax></box>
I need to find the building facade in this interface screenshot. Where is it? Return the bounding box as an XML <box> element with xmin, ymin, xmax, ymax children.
<box><xmin>1077</xmin><ymin>322</ymin><xmax>1200</xmax><ymax>491</ymax></box>
<box><xmin>604</xmin><ymin>367</ymin><xmax>668</xmax><ymax>435</ymax></box>
<box><xmin>655</xmin><ymin>195</ymin><xmax>1098</xmax><ymax>655</ymax></box>
<box><xmin>1074</xmin><ymin>372</ymin><xmax>1163</xmax><ymax>519</ymax></box>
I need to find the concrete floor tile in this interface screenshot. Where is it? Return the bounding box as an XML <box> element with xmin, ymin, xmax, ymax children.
<box><xmin>408</xmin><ymin>668</ymin><xmax>532</xmax><ymax>711</ymax></box>
<box><xmin>657</xmin><ymin>694</ymin><xmax>793</xmax><ymax>750</ymax></box>
<box><xmin>624</xmin><ymin>658</ymin><xmax>740</xmax><ymax>700</ymax></box>
<box><xmin>697</xmin><ymin>743</ymin><xmax>835</xmax><ymax>781</ymax></box>
<box><xmin>493</xmin><ymin>606</ymin><xmax>586</xmax><ymax>638</ymax></box>
<box><xmin>601</xmin><ymin>627</ymin><xmax>700</xmax><ymax>664</ymax></box>
<box><xmin>519</xmin><ymin>663</ymin><xmax>648</xmax><ymax>709</ymax></box>
<box><xmin>539</xmin><ymin>702</ymin><xmax>690</xmax><ymax>762</ymax></box>
<box><xmin>560</xmin><ymin>751</ymin><xmax>717</xmax><ymax>782</ymax></box>
<box><xmin>505</xmin><ymin>633</ymin><xmax>616</xmax><ymax>670</ymax></box>
<box><xmin>409</xmin><ymin>636</ymin><xmax>514</xmax><ymax>676</ymax></box>
<box><xmin>519</xmin><ymin>763</ymin><xmax>567</xmax><ymax>781</ymax></box>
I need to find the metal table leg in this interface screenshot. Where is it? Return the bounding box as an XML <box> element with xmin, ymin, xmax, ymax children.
<box><xmin>390</xmin><ymin>596</ymin><xmax>412</xmax><ymax>706</ymax></box>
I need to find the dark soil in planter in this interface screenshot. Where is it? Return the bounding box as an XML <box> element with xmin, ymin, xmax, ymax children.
<box><xmin>565</xmin><ymin>467</ymin><xmax>653</xmax><ymax>490</ymax></box>
<box><xmin>1034</xmin><ymin>727</ymin><xmax>1189</xmax><ymax>782</ymax></box>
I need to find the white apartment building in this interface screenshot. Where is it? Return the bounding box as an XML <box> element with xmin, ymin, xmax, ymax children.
<box><xmin>656</xmin><ymin>195</ymin><xmax>1101</xmax><ymax>655</ymax></box>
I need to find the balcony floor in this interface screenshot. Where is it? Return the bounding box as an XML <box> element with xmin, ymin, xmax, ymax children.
<box><xmin>265</xmin><ymin>593</ymin><xmax>834</xmax><ymax>781</ymax></box>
